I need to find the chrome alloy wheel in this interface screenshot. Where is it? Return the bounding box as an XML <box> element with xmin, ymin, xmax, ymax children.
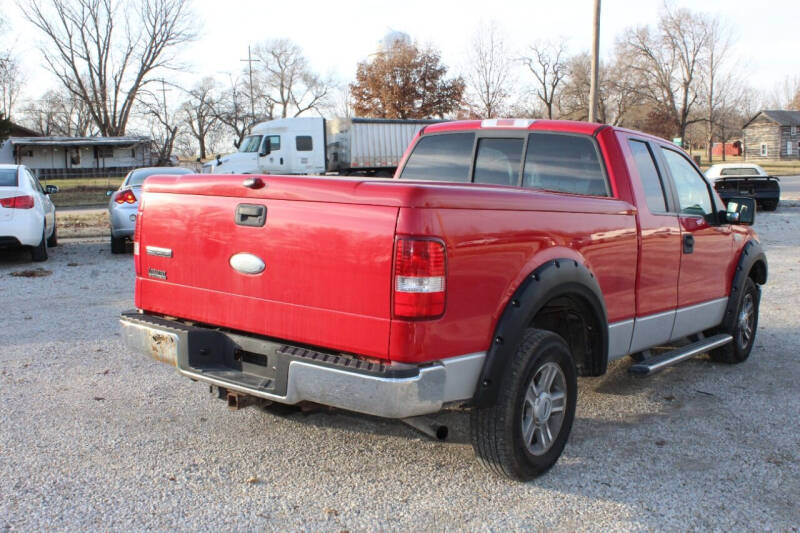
<box><xmin>521</xmin><ymin>362</ymin><xmax>567</xmax><ymax>456</ymax></box>
<box><xmin>737</xmin><ymin>293</ymin><xmax>755</xmax><ymax>350</ymax></box>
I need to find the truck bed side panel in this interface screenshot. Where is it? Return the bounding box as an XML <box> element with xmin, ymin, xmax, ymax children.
<box><xmin>389</xmin><ymin>203</ymin><xmax>638</xmax><ymax>363</ymax></box>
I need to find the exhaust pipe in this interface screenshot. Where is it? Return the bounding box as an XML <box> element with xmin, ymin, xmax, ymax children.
<box><xmin>401</xmin><ymin>417</ymin><xmax>448</xmax><ymax>441</ymax></box>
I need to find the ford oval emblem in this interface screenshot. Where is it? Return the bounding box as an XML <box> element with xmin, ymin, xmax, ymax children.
<box><xmin>229</xmin><ymin>253</ymin><xmax>266</xmax><ymax>275</ymax></box>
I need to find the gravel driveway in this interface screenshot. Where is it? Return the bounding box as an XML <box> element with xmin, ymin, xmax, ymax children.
<box><xmin>1</xmin><ymin>205</ymin><xmax>798</xmax><ymax>531</ymax></box>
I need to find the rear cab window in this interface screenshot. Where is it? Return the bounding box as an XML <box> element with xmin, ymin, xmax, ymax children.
<box><xmin>400</xmin><ymin>129</ymin><xmax>610</xmax><ymax>198</ymax></box>
<box><xmin>399</xmin><ymin>133</ymin><xmax>474</xmax><ymax>182</ymax></box>
<box><xmin>628</xmin><ymin>139</ymin><xmax>669</xmax><ymax>213</ymax></box>
<box><xmin>0</xmin><ymin>168</ymin><xmax>18</xmax><ymax>187</ymax></box>
<box><xmin>523</xmin><ymin>133</ymin><xmax>609</xmax><ymax>196</ymax></box>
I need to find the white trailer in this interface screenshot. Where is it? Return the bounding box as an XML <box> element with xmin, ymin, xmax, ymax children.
<box><xmin>205</xmin><ymin>117</ymin><xmax>439</xmax><ymax>176</ymax></box>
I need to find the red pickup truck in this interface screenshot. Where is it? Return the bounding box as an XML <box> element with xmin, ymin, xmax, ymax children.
<box><xmin>121</xmin><ymin>119</ymin><xmax>767</xmax><ymax>481</ymax></box>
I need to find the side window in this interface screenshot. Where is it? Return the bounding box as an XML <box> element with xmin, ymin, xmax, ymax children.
<box><xmin>296</xmin><ymin>135</ymin><xmax>313</xmax><ymax>152</ymax></box>
<box><xmin>522</xmin><ymin>133</ymin><xmax>609</xmax><ymax>196</ymax></box>
<box><xmin>628</xmin><ymin>140</ymin><xmax>668</xmax><ymax>213</ymax></box>
<box><xmin>265</xmin><ymin>135</ymin><xmax>281</xmax><ymax>152</ymax></box>
<box><xmin>399</xmin><ymin>133</ymin><xmax>474</xmax><ymax>182</ymax></box>
<box><xmin>660</xmin><ymin>148</ymin><xmax>713</xmax><ymax>216</ymax></box>
<box><xmin>473</xmin><ymin>138</ymin><xmax>523</xmax><ymax>186</ymax></box>
<box><xmin>26</xmin><ymin>170</ymin><xmax>44</xmax><ymax>194</ymax></box>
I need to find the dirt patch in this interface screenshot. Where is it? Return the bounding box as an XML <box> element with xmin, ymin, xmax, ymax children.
<box><xmin>59</xmin><ymin>211</ymin><xmax>110</xmax><ymax>238</ymax></box>
<box><xmin>9</xmin><ymin>268</ymin><xmax>52</xmax><ymax>278</ymax></box>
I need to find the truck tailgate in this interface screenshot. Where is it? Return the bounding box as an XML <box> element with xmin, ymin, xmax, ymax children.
<box><xmin>136</xmin><ymin>179</ymin><xmax>398</xmax><ymax>359</ymax></box>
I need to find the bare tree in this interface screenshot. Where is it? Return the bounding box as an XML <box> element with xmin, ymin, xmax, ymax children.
<box><xmin>21</xmin><ymin>88</ymin><xmax>95</xmax><ymax>136</ymax></box>
<box><xmin>464</xmin><ymin>21</ymin><xmax>514</xmax><ymax>118</ymax></box>
<box><xmin>21</xmin><ymin>0</ymin><xmax>195</xmax><ymax>136</ymax></box>
<box><xmin>137</xmin><ymin>81</ymin><xmax>181</xmax><ymax>165</ymax></box>
<box><xmin>0</xmin><ymin>17</ymin><xmax>23</xmax><ymax>118</ymax></box>
<box><xmin>768</xmin><ymin>75</ymin><xmax>800</xmax><ymax>109</ymax></box>
<box><xmin>619</xmin><ymin>5</ymin><xmax>710</xmax><ymax>140</ymax></box>
<box><xmin>0</xmin><ymin>52</ymin><xmax>23</xmax><ymax>118</ymax></box>
<box><xmin>212</xmin><ymin>74</ymin><xmax>265</xmax><ymax>147</ymax></box>
<box><xmin>181</xmin><ymin>77</ymin><xmax>222</xmax><ymax>160</ymax></box>
<box><xmin>521</xmin><ymin>39</ymin><xmax>569</xmax><ymax>119</ymax></box>
<box><xmin>252</xmin><ymin>39</ymin><xmax>331</xmax><ymax>119</ymax></box>
<box><xmin>701</xmin><ymin>16</ymin><xmax>736</xmax><ymax>161</ymax></box>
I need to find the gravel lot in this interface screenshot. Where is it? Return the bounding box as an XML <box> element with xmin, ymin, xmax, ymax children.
<box><xmin>1</xmin><ymin>203</ymin><xmax>799</xmax><ymax>532</ymax></box>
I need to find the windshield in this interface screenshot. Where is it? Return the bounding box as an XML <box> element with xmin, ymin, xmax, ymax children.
<box><xmin>125</xmin><ymin>167</ymin><xmax>193</xmax><ymax>187</ymax></box>
<box><xmin>239</xmin><ymin>135</ymin><xmax>263</xmax><ymax>153</ymax></box>
<box><xmin>0</xmin><ymin>168</ymin><xmax>18</xmax><ymax>187</ymax></box>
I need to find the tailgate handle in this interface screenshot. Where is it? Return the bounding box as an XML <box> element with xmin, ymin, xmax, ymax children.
<box><xmin>235</xmin><ymin>204</ymin><xmax>266</xmax><ymax>227</ymax></box>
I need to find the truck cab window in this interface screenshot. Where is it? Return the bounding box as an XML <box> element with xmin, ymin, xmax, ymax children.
<box><xmin>266</xmin><ymin>135</ymin><xmax>281</xmax><ymax>151</ymax></box>
<box><xmin>473</xmin><ymin>138</ymin><xmax>523</xmax><ymax>186</ymax></box>
<box><xmin>399</xmin><ymin>133</ymin><xmax>474</xmax><ymax>182</ymax></box>
<box><xmin>660</xmin><ymin>148</ymin><xmax>713</xmax><ymax>216</ymax></box>
<box><xmin>239</xmin><ymin>135</ymin><xmax>263</xmax><ymax>153</ymax></box>
<box><xmin>522</xmin><ymin>133</ymin><xmax>609</xmax><ymax>196</ymax></box>
<box><xmin>628</xmin><ymin>140</ymin><xmax>668</xmax><ymax>213</ymax></box>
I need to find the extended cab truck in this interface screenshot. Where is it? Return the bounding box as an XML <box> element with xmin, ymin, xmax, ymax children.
<box><xmin>121</xmin><ymin>119</ymin><xmax>767</xmax><ymax>481</ymax></box>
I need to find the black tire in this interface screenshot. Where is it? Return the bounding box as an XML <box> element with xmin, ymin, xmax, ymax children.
<box><xmin>47</xmin><ymin>217</ymin><xmax>58</xmax><ymax>247</ymax></box>
<box><xmin>111</xmin><ymin>235</ymin><xmax>127</xmax><ymax>254</ymax></box>
<box><xmin>709</xmin><ymin>277</ymin><xmax>760</xmax><ymax>364</ymax></box>
<box><xmin>761</xmin><ymin>200</ymin><xmax>778</xmax><ymax>212</ymax></box>
<box><xmin>470</xmin><ymin>329</ymin><xmax>577</xmax><ymax>481</ymax></box>
<box><xmin>30</xmin><ymin>226</ymin><xmax>48</xmax><ymax>262</ymax></box>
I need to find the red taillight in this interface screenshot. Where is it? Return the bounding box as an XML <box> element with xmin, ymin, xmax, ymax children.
<box><xmin>0</xmin><ymin>195</ymin><xmax>35</xmax><ymax>209</ymax></box>
<box><xmin>114</xmin><ymin>189</ymin><xmax>137</xmax><ymax>204</ymax></box>
<box><xmin>393</xmin><ymin>238</ymin><xmax>446</xmax><ymax>319</ymax></box>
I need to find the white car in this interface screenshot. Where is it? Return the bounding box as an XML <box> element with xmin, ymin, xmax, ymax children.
<box><xmin>0</xmin><ymin>164</ymin><xmax>58</xmax><ymax>261</ymax></box>
<box><xmin>705</xmin><ymin>163</ymin><xmax>768</xmax><ymax>182</ymax></box>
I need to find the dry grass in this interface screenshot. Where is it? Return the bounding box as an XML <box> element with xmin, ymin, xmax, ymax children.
<box><xmin>58</xmin><ymin>211</ymin><xmax>110</xmax><ymax>238</ymax></box>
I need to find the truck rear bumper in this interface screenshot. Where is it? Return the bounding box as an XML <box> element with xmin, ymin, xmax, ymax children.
<box><xmin>120</xmin><ymin>311</ymin><xmax>484</xmax><ymax>419</ymax></box>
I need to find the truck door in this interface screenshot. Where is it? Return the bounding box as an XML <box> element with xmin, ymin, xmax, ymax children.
<box><xmin>657</xmin><ymin>146</ymin><xmax>732</xmax><ymax>337</ymax></box>
<box><xmin>622</xmin><ymin>137</ymin><xmax>682</xmax><ymax>353</ymax></box>
<box><xmin>259</xmin><ymin>134</ymin><xmax>284</xmax><ymax>174</ymax></box>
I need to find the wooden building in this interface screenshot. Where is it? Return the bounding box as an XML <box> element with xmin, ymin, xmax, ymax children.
<box><xmin>742</xmin><ymin>110</ymin><xmax>800</xmax><ymax>161</ymax></box>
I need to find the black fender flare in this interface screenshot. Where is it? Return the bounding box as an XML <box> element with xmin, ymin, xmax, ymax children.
<box><xmin>721</xmin><ymin>239</ymin><xmax>767</xmax><ymax>331</ymax></box>
<box><xmin>473</xmin><ymin>259</ymin><xmax>608</xmax><ymax>408</ymax></box>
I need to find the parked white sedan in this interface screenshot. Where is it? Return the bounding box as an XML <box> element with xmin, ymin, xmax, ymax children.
<box><xmin>0</xmin><ymin>164</ymin><xmax>58</xmax><ymax>261</ymax></box>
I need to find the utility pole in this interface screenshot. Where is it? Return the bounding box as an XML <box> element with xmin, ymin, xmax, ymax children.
<box><xmin>588</xmin><ymin>0</ymin><xmax>601</xmax><ymax>123</ymax></box>
<box><xmin>240</xmin><ymin>45</ymin><xmax>260</xmax><ymax>122</ymax></box>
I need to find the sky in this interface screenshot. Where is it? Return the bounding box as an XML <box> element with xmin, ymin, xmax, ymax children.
<box><xmin>3</xmin><ymin>0</ymin><xmax>799</xmax><ymax>108</ymax></box>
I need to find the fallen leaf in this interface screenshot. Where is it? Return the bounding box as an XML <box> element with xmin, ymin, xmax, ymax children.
<box><xmin>247</xmin><ymin>476</ymin><xmax>259</xmax><ymax>484</ymax></box>
<box><xmin>168</xmin><ymin>476</ymin><xmax>176</xmax><ymax>481</ymax></box>
<box><xmin>93</xmin><ymin>396</ymin><xmax>105</xmax><ymax>401</ymax></box>
<box><xmin>67</xmin><ymin>262</ymin><xmax>79</xmax><ymax>267</ymax></box>
<box><xmin>655</xmin><ymin>439</ymin><xmax>667</xmax><ymax>447</ymax></box>
<box><xmin>324</xmin><ymin>508</ymin><xmax>339</xmax><ymax>517</ymax></box>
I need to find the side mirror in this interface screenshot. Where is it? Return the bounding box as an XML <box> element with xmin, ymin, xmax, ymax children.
<box><xmin>106</xmin><ymin>190</ymin><xmax>114</xmax><ymax>197</ymax></box>
<box><xmin>45</xmin><ymin>184</ymin><xmax>59</xmax><ymax>194</ymax></box>
<box><xmin>726</xmin><ymin>197</ymin><xmax>756</xmax><ymax>225</ymax></box>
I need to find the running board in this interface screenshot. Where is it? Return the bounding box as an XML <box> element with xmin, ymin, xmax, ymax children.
<box><xmin>629</xmin><ymin>334</ymin><xmax>733</xmax><ymax>375</ymax></box>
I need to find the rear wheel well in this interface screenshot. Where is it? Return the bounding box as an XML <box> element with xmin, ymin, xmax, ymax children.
<box><xmin>530</xmin><ymin>293</ymin><xmax>604</xmax><ymax>376</ymax></box>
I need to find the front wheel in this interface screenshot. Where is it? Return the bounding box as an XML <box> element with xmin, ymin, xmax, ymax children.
<box><xmin>470</xmin><ymin>329</ymin><xmax>577</xmax><ymax>480</ymax></box>
<box><xmin>709</xmin><ymin>277</ymin><xmax>760</xmax><ymax>364</ymax></box>
<box><xmin>761</xmin><ymin>200</ymin><xmax>778</xmax><ymax>212</ymax></box>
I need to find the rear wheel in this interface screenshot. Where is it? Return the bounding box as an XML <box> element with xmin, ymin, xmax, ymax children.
<box><xmin>761</xmin><ymin>200</ymin><xmax>778</xmax><ymax>211</ymax></box>
<box><xmin>31</xmin><ymin>226</ymin><xmax>48</xmax><ymax>262</ymax></box>
<box><xmin>47</xmin><ymin>217</ymin><xmax>58</xmax><ymax>247</ymax></box>
<box><xmin>709</xmin><ymin>277</ymin><xmax>760</xmax><ymax>364</ymax></box>
<box><xmin>111</xmin><ymin>235</ymin><xmax>127</xmax><ymax>254</ymax></box>
<box><xmin>470</xmin><ymin>329</ymin><xmax>577</xmax><ymax>480</ymax></box>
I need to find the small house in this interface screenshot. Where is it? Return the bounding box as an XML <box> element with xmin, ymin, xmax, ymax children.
<box><xmin>742</xmin><ymin>110</ymin><xmax>800</xmax><ymax>161</ymax></box>
<box><xmin>0</xmin><ymin>135</ymin><xmax>152</xmax><ymax>178</ymax></box>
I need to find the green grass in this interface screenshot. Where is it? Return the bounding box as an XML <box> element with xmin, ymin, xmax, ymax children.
<box><xmin>43</xmin><ymin>177</ymin><xmax>124</xmax><ymax>207</ymax></box>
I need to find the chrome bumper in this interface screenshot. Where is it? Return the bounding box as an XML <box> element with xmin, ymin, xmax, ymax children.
<box><xmin>120</xmin><ymin>312</ymin><xmax>484</xmax><ymax>419</ymax></box>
